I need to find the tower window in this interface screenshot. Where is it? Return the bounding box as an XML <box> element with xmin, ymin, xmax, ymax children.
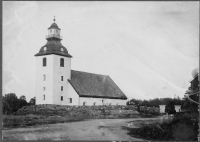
<box><xmin>83</xmin><ymin>102</ymin><xmax>86</xmax><ymax>106</ymax></box>
<box><xmin>69</xmin><ymin>98</ymin><xmax>72</xmax><ymax>103</ymax></box>
<box><xmin>61</xmin><ymin>96</ymin><xmax>63</xmax><ymax>101</ymax></box>
<box><xmin>43</xmin><ymin>58</ymin><xmax>46</xmax><ymax>67</ymax></box>
<box><xmin>43</xmin><ymin>74</ymin><xmax>46</xmax><ymax>81</ymax></box>
<box><xmin>43</xmin><ymin>95</ymin><xmax>45</xmax><ymax>100</ymax></box>
<box><xmin>61</xmin><ymin>76</ymin><xmax>63</xmax><ymax>81</ymax></box>
<box><xmin>93</xmin><ymin>102</ymin><xmax>96</xmax><ymax>106</ymax></box>
<box><xmin>43</xmin><ymin>87</ymin><xmax>45</xmax><ymax>91</ymax></box>
<box><xmin>60</xmin><ymin>58</ymin><xmax>64</xmax><ymax>67</ymax></box>
<box><xmin>61</xmin><ymin>86</ymin><xmax>63</xmax><ymax>91</ymax></box>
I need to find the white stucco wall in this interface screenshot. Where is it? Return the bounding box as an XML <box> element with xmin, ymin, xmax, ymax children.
<box><xmin>36</xmin><ymin>55</ymin><xmax>54</xmax><ymax>104</ymax></box>
<box><xmin>36</xmin><ymin>54</ymin><xmax>71</xmax><ymax>105</ymax></box>
<box><xmin>67</xmin><ymin>83</ymin><xmax>79</xmax><ymax>105</ymax></box>
<box><xmin>52</xmin><ymin>55</ymin><xmax>71</xmax><ymax>105</ymax></box>
<box><xmin>79</xmin><ymin>97</ymin><xmax>127</xmax><ymax>106</ymax></box>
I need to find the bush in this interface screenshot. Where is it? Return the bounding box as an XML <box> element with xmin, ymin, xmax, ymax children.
<box><xmin>126</xmin><ymin>115</ymin><xmax>199</xmax><ymax>141</ymax></box>
<box><xmin>172</xmin><ymin>122</ymin><xmax>198</xmax><ymax>141</ymax></box>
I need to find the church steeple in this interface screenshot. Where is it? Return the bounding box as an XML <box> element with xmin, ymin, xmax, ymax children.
<box><xmin>35</xmin><ymin>17</ymin><xmax>72</xmax><ymax>105</ymax></box>
<box><xmin>35</xmin><ymin>18</ymin><xmax>72</xmax><ymax>58</ymax></box>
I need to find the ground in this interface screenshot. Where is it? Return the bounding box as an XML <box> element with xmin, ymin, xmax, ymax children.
<box><xmin>3</xmin><ymin>117</ymin><xmax>163</xmax><ymax>141</ymax></box>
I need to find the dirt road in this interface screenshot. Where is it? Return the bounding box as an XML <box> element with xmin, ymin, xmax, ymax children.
<box><xmin>3</xmin><ymin>117</ymin><xmax>162</xmax><ymax>141</ymax></box>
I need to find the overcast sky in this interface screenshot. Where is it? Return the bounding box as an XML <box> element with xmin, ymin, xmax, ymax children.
<box><xmin>3</xmin><ymin>1</ymin><xmax>199</xmax><ymax>101</ymax></box>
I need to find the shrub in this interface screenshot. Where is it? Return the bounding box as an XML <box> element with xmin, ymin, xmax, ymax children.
<box><xmin>127</xmin><ymin>115</ymin><xmax>199</xmax><ymax>141</ymax></box>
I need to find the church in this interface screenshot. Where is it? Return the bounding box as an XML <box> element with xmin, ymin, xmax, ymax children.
<box><xmin>35</xmin><ymin>18</ymin><xmax>128</xmax><ymax>106</ymax></box>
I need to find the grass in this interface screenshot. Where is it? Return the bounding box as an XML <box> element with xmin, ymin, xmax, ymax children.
<box><xmin>2</xmin><ymin>113</ymin><xmax>88</xmax><ymax>128</ymax></box>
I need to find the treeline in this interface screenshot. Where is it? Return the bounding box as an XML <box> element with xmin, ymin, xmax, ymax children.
<box><xmin>127</xmin><ymin>97</ymin><xmax>184</xmax><ymax>114</ymax></box>
<box><xmin>127</xmin><ymin>97</ymin><xmax>183</xmax><ymax>107</ymax></box>
<box><xmin>3</xmin><ymin>93</ymin><xmax>35</xmax><ymax>115</ymax></box>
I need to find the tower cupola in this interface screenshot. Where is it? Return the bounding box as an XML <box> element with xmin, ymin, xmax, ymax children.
<box><xmin>46</xmin><ymin>16</ymin><xmax>62</xmax><ymax>40</ymax></box>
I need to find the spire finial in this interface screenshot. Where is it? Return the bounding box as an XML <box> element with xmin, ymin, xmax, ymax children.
<box><xmin>53</xmin><ymin>16</ymin><xmax>55</xmax><ymax>23</ymax></box>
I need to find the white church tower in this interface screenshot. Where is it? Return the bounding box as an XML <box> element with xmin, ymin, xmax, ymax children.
<box><xmin>35</xmin><ymin>17</ymin><xmax>72</xmax><ymax>105</ymax></box>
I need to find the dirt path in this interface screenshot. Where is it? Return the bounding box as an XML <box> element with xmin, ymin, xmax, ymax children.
<box><xmin>3</xmin><ymin>117</ymin><xmax>162</xmax><ymax>141</ymax></box>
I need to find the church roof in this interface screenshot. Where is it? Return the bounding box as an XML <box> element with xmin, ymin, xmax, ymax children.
<box><xmin>68</xmin><ymin>70</ymin><xmax>127</xmax><ymax>100</ymax></box>
<box><xmin>48</xmin><ymin>23</ymin><xmax>61</xmax><ymax>30</ymax></box>
<box><xmin>34</xmin><ymin>40</ymin><xmax>72</xmax><ymax>57</ymax></box>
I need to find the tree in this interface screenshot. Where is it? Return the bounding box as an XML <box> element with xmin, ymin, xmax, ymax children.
<box><xmin>129</xmin><ymin>97</ymin><xmax>184</xmax><ymax>110</ymax></box>
<box><xmin>129</xmin><ymin>98</ymin><xmax>142</xmax><ymax>105</ymax></box>
<box><xmin>29</xmin><ymin>97</ymin><xmax>36</xmax><ymax>105</ymax></box>
<box><xmin>149</xmin><ymin>98</ymin><xmax>160</xmax><ymax>107</ymax></box>
<box><xmin>3</xmin><ymin>93</ymin><xmax>19</xmax><ymax>114</ymax></box>
<box><xmin>3</xmin><ymin>93</ymin><xmax>30</xmax><ymax>115</ymax></box>
<box><xmin>142</xmin><ymin>100</ymin><xmax>149</xmax><ymax>106</ymax></box>
<box><xmin>18</xmin><ymin>95</ymin><xmax>28</xmax><ymax>109</ymax></box>
<box><xmin>3</xmin><ymin>96</ymin><xmax>11</xmax><ymax>114</ymax></box>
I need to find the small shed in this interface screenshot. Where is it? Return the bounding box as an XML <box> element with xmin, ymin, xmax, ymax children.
<box><xmin>159</xmin><ymin>105</ymin><xmax>166</xmax><ymax>113</ymax></box>
<box><xmin>174</xmin><ymin>105</ymin><xmax>181</xmax><ymax>112</ymax></box>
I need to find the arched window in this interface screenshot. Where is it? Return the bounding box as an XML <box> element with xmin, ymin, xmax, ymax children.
<box><xmin>61</xmin><ymin>86</ymin><xmax>63</xmax><ymax>91</ymax></box>
<box><xmin>93</xmin><ymin>102</ymin><xmax>96</xmax><ymax>106</ymax></box>
<box><xmin>43</xmin><ymin>74</ymin><xmax>46</xmax><ymax>81</ymax></box>
<box><xmin>83</xmin><ymin>102</ymin><xmax>86</xmax><ymax>106</ymax></box>
<box><xmin>43</xmin><ymin>87</ymin><xmax>45</xmax><ymax>91</ymax></box>
<box><xmin>43</xmin><ymin>58</ymin><xmax>46</xmax><ymax>67</ymax></box>
<box><xmin>60</xmin><ymin>58</ymin><xmax>64</xmax><ymax>67</ymax></box>
<box><xmin>61</xmin><ymin>96</ymin><xmax>63</xmax><ymax>101</ymax></box>
<box><xmin>43</xmin><ymin>95</ymin><xmax>45</xmax><ymax>100</ymax></box>
<box><xmin>61</xmin><ymin>76</ymin><xmax>63</xmax><ymax>81</ymax></box>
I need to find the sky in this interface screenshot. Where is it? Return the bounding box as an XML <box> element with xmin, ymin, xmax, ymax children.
<box><xmin>3</xmin><ymin>1</ymin><xmax>199</xmax><ymax>102</ymax></box>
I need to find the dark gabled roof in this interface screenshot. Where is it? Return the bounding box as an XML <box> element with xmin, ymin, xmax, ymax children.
<box><xmin>68</xmin><ymin>70</ymin><xmax>127</xmax><ymax>100</ymax></box>
<box><xmin>35</xmin><ymin>40</ymin><xmax>72</xmax><ymax>58</ymax></box>
<box><xmin>48</xmin><ymin>23</ymin><xmax>61</xmax><ymax>30</ymax></box>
